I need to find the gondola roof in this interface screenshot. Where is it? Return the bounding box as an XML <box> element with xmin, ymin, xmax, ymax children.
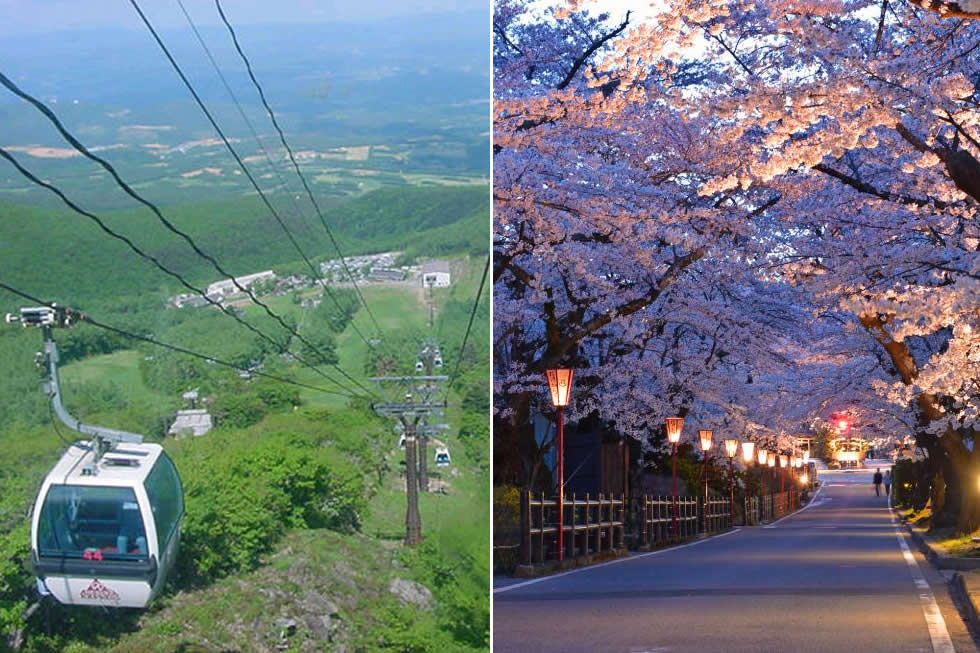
<box><xmin>47</xmin><ymin>441</ymin><xmax>165</xmax><ymax>487</ymax></box>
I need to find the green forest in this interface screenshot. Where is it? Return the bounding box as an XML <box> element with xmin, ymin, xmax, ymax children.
<box><xmin>0</xmin><ymin>184</ymin><xmax>490</xmax><ymax>652</ymax></box>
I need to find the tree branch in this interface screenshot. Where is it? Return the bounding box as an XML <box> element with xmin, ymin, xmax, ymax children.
<box><xmin>556</xmin><ymin>12</ymin><xmax>631</xmax><ymax>90</ymax></box>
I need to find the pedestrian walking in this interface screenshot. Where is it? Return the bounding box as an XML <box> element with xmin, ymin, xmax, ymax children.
<box><xmin>884</xmin><ymin>470</ymin><xmax>892</xmax><ymax>497</ymax></box>
<box><xmin>873</xmin><ymin>468</ymin><xmax>883</xmax><ymax>496</ymax></box>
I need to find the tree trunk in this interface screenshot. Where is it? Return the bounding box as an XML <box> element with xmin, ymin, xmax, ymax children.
<box><xmin>957</xmin><ymin>434</ymin><xmax>980</xmax><ymax>533</ymax></box>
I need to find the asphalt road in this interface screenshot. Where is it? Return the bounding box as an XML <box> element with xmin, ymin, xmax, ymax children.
<box><xmin>494</xmin><ymin>468</ymin><xmax>979</xmax><ymax>653</ymax></box>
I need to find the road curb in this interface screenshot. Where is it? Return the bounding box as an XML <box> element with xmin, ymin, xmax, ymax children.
<box><xmin>513</xmin><ymin>548</ymin><xmax>630</xmax><ymax>578</ymax></box>
<box><xmin>950</xmin><ymin>572</ymin><xmax>980</xmax><ymax>630</ymax></box>
<box><xmin>900</xmin><ymin>521</ymin><xmax>980</xmax><ymax>571</ymax></box>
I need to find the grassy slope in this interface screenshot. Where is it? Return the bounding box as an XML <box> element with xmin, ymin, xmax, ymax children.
<box><xmin>15</xmin><ymin>256</ymin><xmax>488</xmax><ymax>652</ymax></box>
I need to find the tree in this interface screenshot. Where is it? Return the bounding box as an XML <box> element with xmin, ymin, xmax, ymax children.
<box><xmin>493</xmin><ymin>0</ymin><xmax>980</xmax><ymax>533</ymax></box>
<box><xmin>494</xmin><ymin>1</ymin><xmax>815</xmax><ymax>489</ymax></box>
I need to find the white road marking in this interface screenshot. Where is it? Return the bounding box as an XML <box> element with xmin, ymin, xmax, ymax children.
<box><xmin>493</xmin><ymin>528</ymin><xmax>742</xmax><ymax>594</ymax></box>
<box><xmin>888</xmin><ymin>492</ymin><xmax>955</xmax><ymax>652</ymax></box>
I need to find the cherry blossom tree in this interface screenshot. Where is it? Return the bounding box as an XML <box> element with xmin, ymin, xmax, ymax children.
<box><xmin>494</xmin><ymin>0</ymin><xmax>979</xmax><ymax>529</ymax></box>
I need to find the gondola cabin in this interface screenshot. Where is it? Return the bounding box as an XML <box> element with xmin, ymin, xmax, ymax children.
<box><xmin>435</xmin><ymin>447</ymin><xmax>451</xmax><ymax>467</ymax></box>
<box><xmin>31</xmin><ymin>441</ymin><xmax>184</xmax><ymax>608</ymax></box>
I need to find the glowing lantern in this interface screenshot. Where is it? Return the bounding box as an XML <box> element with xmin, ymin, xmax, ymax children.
<box><xmin>699</xmin><ymin>430</ymin><xmax>713</xmax><ymax>452</ymax></box>
<box><xmin>545</xmin><ymin>369</ymin><xmax>574</xmax><ymax>407</ymax></box>
<box><xmin>666</xmin><ymin>417</ymin><xmax>684</xmax><ymax>445</ymax></box>
<box><xmin>724</xmin><ymin>438</ymin><xmax>739</xmax><ymax>458</ymax></box>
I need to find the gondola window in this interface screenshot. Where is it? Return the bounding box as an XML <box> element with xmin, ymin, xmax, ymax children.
<box><xmin>37</xmin><ymin>486</ymin><xmax>149</xmax><ymax>561</ymax></box>
<box><xmin>144</xmin><ymin>453</ymin><xmax>184</xmax><ymax>552</ymax></box>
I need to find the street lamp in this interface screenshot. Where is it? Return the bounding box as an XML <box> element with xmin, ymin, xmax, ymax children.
<box><xmin>803</xmin><ymin>450</ymin><xmax>810</xmax><ymax>465</ymax></box>
<box><xmin>767</xmin><ymin>452</ymin><xmax>777</xmax><ymax>498</ymax></box>
<box><xmin>790</xmin><ymin>456</ymin><xmax>799</xmax><ymax>508</ymax></box>
<box><xmin>724</xmin><ymin>438</ymin><xmax>738</xmax><ymax>529</ymax></box>
<box><xmin>666</xmin><ymin>417</ymin><xmax>684</xmax><ymax>539</ymax></box>
<box><xmin>780</xmin><ymin>454</ymin><xmax>788</xmax><ymax>494</ymax></box>
<box><xmin>757</xmin><ymin>447</ymin><xmax>768</xmax><ymax>496</ymax></box>
<box><xmin>742</xmin><ymin>441</ymin><xmax>755</xmax><ymax>465</ymax></box>
<box><xmin>699</xmin><ymin>430</ymin><xmax>713</xmax><ymax>532</ymax></box>
<box><xmin>545</xmin><ymin>368</ymin><xmax>574</xmax><ymax>562</ymax></box>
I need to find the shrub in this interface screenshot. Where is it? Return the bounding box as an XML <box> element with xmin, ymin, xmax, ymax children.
<box><xmin>212</xmin><ymin>392</ymin><xmax>268</xmax><ymax>429</ymax></box>
<box><xmin>176</xmin><ymin>430</ymin><xmax>366</xmax><ymax>584</ymax></box>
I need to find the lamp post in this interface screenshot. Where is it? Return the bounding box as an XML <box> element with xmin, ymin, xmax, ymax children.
<box><xmin>780</xmin><ymin>454</ymin><xmax>788</xmax><ymax>495</ymax></box>
<box><xmin>767</xmin><ymin>452</ymin><xmax>777</xmax><ymax>501</ymax></box>
<box><xmin>546</xmin><ymin>368</ymin><xmax>574</xmax><ymax>562</ymax></box>
<box><xmin>666</xmin><ymin>417</ymin><xmax>684</xmax><ymax>539</ymax></box>
<box><xmin>757</xmin><ymin>447</ymin><xmax>768</xmax><ymax>496</ymax></box>
<box><xmin>699</xmin><ymin>430</ymin><xmax>713</xmax><ymax>532</ymax></box>
<box><xmin>724</xmin><ymin>438</ymin><xmax>738</xmax><ymax>529</ymax></box>
<box><xmin>790</xmin><ymin>456</ymin><xmax>799</xmax><ymax>508</ymax></box>
<box><xmin>742</xmin><ymin>441</ymin><xmax>755</xmax><ymax>524</ymax></box>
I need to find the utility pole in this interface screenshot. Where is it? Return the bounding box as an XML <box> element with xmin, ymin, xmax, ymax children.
<box><xmin>371</xmin><ymin>363</ymin><xmax>447</xmax><ymax>546</ymax></box>
<box><xmin>415</xmin><ymin>338</ymin><xmax>444</xmax><ymax>492</ymax></box>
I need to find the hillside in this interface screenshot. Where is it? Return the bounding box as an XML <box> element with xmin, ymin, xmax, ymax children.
<box><xmin>0</xmin><ymin>226</ymin><xmax>489</xmax><ymax>651</ymax></box>
<box><xmin>0</xmin><ymin>184</ymin><xmax>488</xmax><ymax>306</ymax></box>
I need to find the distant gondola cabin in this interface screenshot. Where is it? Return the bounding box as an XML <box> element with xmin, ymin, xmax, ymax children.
<box><xmin>435</xmin><ymin>447</ymin><xmax>451</xmax><ymax>467</ymax></box>
<box><xmin>31</xmin><ymin>441</ymin><xmax>184</xmax><ymax>607</ymax></box>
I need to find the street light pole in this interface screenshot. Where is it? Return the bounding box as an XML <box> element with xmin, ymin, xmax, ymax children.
<box><xmin>666</xmin><ymin>417</ymin><xmax>684</xmax><ymax>540</ymax></box>
<box><xmin>780</xmin><ymin>454</ymin><xmax>788</xmax><ymax>495</ymax></box>
<box><xmin>767</xmin><ymin>451</ymin><xmax>776</xmax><ymax>499</ymax></box>
<box><xmin>699</xmin><ymin>430</ymin><xmax>713</xmax><ymax>533</ymax></box>
<box><xmin>742</xmin><ymin>441</ymin><xmax>755</xmax><ymax>525</ymax></box>
<box><xmin>546</xmin><ymin>369</ymin><xmax>574</xmax><ymax>562</ymax></box>
<box><xmin>757</xmin><ymin>447</ymin><xmax>768</xmax><ymax>497</ymax></box>
<box><xmin>724</xmin><ymin>438</ymin><xmax>738</xmax><ymax>529</ymax></box>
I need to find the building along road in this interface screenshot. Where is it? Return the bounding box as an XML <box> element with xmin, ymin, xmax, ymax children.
<box><xmin>494</xmin><ymin>467</ymin><xmax>978</xmax><ymax>653</ymax></box>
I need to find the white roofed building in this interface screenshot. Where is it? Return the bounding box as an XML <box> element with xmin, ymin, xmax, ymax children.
<box><xmin>421</xmin><ymin>260</ymin><xmax>450</xmax><ymax>288</ymax></box>
<box><xmin>205</xmin><ymin>270</ymin><xmax>276</xmax><ymax>299</ymax></box>
<box><xmin>168</xmin><ymin>409</ymin><xmax>213</xmax><ymax>438</ymax></box>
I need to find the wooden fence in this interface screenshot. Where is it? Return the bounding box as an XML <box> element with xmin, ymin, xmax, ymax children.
<box><xmin>745</xmin><ymin>496</ymin><xmax>761</xmax><ymax>525</ymax></box>
<box><xmin>520</xmin><ymin>489</ymin><xmax>805</xmax><ymax>568</ymax></box>
<box><xmin>756</xmin><ymin>491</ymin><xmax>800</xmax><ymax>523</ymax></box>
<box><xmin>520</xmin><ymin>492</ymin><xmax>625</xmax><ymax>565</ymax></box>
<box><xmin>637</xmin><ymin>495</ymin><xmax>699</xmax><ymax>547</ymax></box>
<box><xmin>705</xmin><ymin>497</ymin><xmax>731</xmax><ymax>534</ymax></box>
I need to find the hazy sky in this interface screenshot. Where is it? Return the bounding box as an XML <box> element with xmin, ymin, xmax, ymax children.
<box><xmin>0</xmin><ymin>0</ymin><xmax>486</xmax><ymax>35</ymax></box>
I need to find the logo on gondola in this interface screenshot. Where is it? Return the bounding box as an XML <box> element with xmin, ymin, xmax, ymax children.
<box><xmin>79</xmin><ymin>579</ymin><xmax>120</xmax><ymax>601</ymax></box>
